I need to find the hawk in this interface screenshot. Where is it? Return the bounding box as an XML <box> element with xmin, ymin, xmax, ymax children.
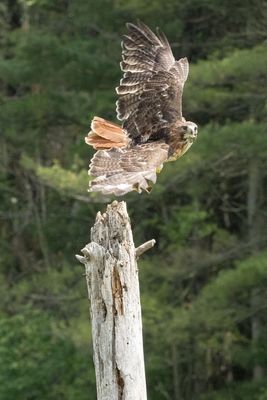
<box><xmin>85</xmin><ymin>21</ymin><xmax>198</xmax><ymax>195</ymax></box>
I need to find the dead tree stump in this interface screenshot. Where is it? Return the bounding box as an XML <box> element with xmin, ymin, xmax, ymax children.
<box><xmin>76</xmin><ymin>201</ymin><xmax>155</xmax><ymax>400</ymax></box>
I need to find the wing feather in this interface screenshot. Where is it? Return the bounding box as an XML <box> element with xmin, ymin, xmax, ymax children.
<box><xmin>116</xmin><ymin>21</ymin><xmax>189</xmax><ymax>142</ymax></box>
<box><xmin>89</xmin><ymin>141</ymin><xmax>169</xmax><ymax>195</ymax></box>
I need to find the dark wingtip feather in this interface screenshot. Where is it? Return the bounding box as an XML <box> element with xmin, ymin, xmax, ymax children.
<box><xmin>126</xmin><ymin>20</ymin><xmax>161</xmax><ymax>46</ymax></box>
<box><xmin>126</xmin><ymin>22</ymin><xmax>138</xmax><ymax>30</ymax></box>
<box><xmin>156</xmin><ymin>27</ymin><xmax>171</xmax><ymax>49</ymax></box>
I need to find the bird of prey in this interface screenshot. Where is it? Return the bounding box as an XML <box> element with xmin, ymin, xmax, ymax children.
<box><xmin>85</xmin><ymin>21</ymin><xmax>198</xmax><ymax>195</ymax></box>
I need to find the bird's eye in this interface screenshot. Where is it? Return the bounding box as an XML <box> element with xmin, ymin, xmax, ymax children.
<box><xmin>194</xmin><ymin>127</ymin><xmax>198</xmax><ymax>132</ymax></box>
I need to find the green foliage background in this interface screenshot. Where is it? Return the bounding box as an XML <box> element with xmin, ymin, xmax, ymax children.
<box><xmin>0</xmin><ymin>0</ymin><xmax>267</xmax><ymax>399</ymax></box>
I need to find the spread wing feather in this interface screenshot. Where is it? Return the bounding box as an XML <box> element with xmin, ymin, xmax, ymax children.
<box><xmin>89</xmin><ymin>141</ymin><xmax>169</xmax><ymax>195</ymax></box>
<box><xmin>116</xmin><ymin>21</ymin><xmax>189</xmax><ymax>142</ymax></box>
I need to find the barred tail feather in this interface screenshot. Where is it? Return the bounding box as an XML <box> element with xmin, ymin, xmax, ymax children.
<box><xmin>85</xmin><ymin>116</ymin><xmax>128</xmax><ymax>150</ymax></box>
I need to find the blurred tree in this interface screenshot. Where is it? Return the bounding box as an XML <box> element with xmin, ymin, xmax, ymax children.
<box><xmin>0</xmin><ymin>311</ymin><xmax>96</xmax><ymax>400</ymax></box>
<box><xmin>0</xmin><ymin>0</ymin><xmax>266</xmax><ymax>399</ymax></box>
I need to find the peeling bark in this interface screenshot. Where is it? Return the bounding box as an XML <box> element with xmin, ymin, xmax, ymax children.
<box><xmin>77</xmin><ymin>201</ymin><xmax>152</xmax><ymax>400</ymax></box>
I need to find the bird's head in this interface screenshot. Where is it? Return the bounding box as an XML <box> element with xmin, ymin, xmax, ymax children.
<box><xmin>181</xmin><ymin>121</ymin><xmax>198</xmax><ymax>143</ymax></box>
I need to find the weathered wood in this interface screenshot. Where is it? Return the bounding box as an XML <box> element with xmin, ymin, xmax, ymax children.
<box><xmin>76</xmin><ymin>201</ymin><xmax>154</xmax><ymax>400</ymax></box>
<box><xmin>136</xmin><ymin>239</ymin><xmax>156</xmax><ymax>258</ymax></box>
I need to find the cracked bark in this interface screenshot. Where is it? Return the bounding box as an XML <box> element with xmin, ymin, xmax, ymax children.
<box><xmin>77</xmin><ymin>201</ymin><xmax>153</xmax><ymax>400</ymax></box>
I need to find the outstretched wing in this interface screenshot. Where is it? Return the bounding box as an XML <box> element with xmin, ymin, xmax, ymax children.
<box><xmin>89</xmin><ymin>141</ymin><xmax>169</xmax><ymax>195</ymax></box>
<box><xmin>116</xmin><ymin>21</ymin><xmax>189</xmax><ymax>142</ymax></box>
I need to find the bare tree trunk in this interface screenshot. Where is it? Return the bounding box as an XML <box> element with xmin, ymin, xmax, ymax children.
<box><xmin>76</xmin><ymin>201</ymin><xmax>155</xmax><ymax>400</ymax></box>
<box><xmin>172</xmin><ymin>342</ymin><xmax>182</xmax><ymax>400</ymax></box>
<box><xmin>247</xmin><ymin>159</ymin><xmax>260</xmax><ymax>246</ymax></box>
<box><xmin>247</xmin><ymin>159</ymin><xmax>264</xmax><ymax>381</ymax></box>
<box><xmin>251</xmin><ymin>289</ymin><xmax>263</xmax><ymax>380</ymax></box>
